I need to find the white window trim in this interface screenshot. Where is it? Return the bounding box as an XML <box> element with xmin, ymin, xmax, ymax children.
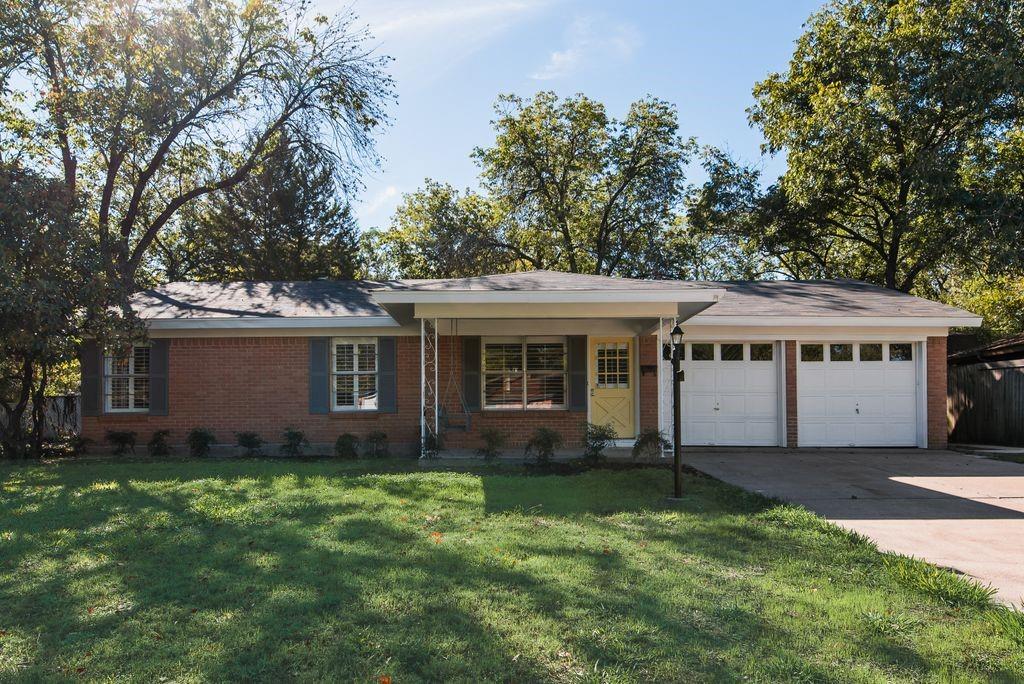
<box><xmin>482</xmin><ymin>336</ymin><xmax>568</xmax><ymax>411</ymax></box>
<box><xmin>331</xmin><ymin>336</ymin><xmax>379</xmax><ymax>412</ymax></box>
<box><xmin>104</xmin><ymin>345</ymin><xmax>150</xmax><ymax>413</ymax></box>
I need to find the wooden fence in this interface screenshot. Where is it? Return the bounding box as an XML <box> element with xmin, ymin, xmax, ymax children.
<box><xmin>948</xmin><ymin>360</ymin><xmax>1024</xmax><ymax>447</ymax></box>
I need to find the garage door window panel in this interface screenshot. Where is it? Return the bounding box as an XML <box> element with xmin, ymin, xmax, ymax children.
<box><xmin>859</xmin><ymin>344</ymin><xmax>882</xmax><ymax>361</ymax></box>
<box><xmin>691</xmin><ymin>343</ymin><xmax>714</xmax><ymax>361</ymax></box>
<box><xmin>801</xmin><ymin>344</ymin><xmax>824</xmax><ymax>362</ymax></box>
<box><xmin>721</xmin><ymin>344</ymin><xmax>744</xmax><ymax>361</ymax></box>
<box><xmin>750</xmin><ymin>344</ymin><xmax>773</xmax><ymax>361</ymax></box>
<box><xmin>829</xmin><ymin>344</ymin><xmax>853</xmax><ymax>362</ymax></box>
<box><xmin>889</xmin><ymin>343</ymin><xmax>913</xmax><ymax>361</ymax></box>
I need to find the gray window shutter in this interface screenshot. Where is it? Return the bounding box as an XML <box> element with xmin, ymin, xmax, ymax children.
<box><xmin>149</xmin><ymin>340</ymin><xmax>170</xmax><ymax>416</ymax></box>
<box><xmin>378</xmin><ymin>337</ymin><xmax>397</xmax><ymax>413</ymax></box>
<box><xmin>80</xmin><ymin>340</ymin><xmax>103</xmax><ymax>416</ymax></box>
<box><xmin>309</xmin><ymin>337</ymin><xmax>330</xmax><ymax>414</ymax></box>
<box><xmin>462</xmin><ymin>336</ymin><xmax>482</xmax><ymax>411</ymax></box>
<box><xmin>567</xmin><ymin>336</ymin><xmax>588</xmax><ymax>411</ymax></box>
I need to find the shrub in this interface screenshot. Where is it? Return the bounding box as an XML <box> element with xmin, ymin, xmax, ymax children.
<box><xmin>147</xmin><ymin>430</ymin><xmax>172</xmax><ymax>457</ymax></box>
<box><xmin>334</xmin><ymin>433</ymin><xmax>360</xmax><ymax>459</ymax></box>
<box><xmin>988</xmin><ymin>604</ymin><xmax>1024</xmax><ymax>646</ymax></box>
<box><xmin>632</xmin><ymin>427</ymin><xmax>669</xmax><ymax>460</ymax></box>
<box><xmin>364</xmin><ymin>430</ymin><xmax>390</xmax><ymax>458</ymax></box>
<box><xmin>581</xmin><ymin>422</ymin><xmax>618</xmax><ymax>465</ymax></box>
<box><xmin>883</xmin><ymin>554</ymin><xmax>997</xmax><ymax>609</ymax></box>
<box><xmin>476</xmin><ymin>427</ymin><xmax>507</xmax><ymax>461</ymax></box>
<box><xmin>105</xmin><ymin>430</ymin><xmax>137</xmax><ymax>455</ymax></box>
<box><xmin>70</xmin><ymin>435</ymin><xmax>92</xmax><ymax>456</ymax></box>
<box><xmin>186</xmin><ymin>428</ymin><xmax>216</xmax><ymax>458</ymax></box>
<box><xmin>236</xmin><ymin>431</ymin><xmax>264</xmax><ymax>457</ymax></box>
<box><xmin>524</xmin><ymin>427</ymin><xmax>562</xmax><ymax>465</ymax></box>
<box><xmin>280</xmin><ymin>427</ymin><xmax>308</xmax><ymax>457</ymax></box>
<box><xmin>420</xmin><ymin>432</ymin><xmax>441</xmax><ymax>459</ymax></box>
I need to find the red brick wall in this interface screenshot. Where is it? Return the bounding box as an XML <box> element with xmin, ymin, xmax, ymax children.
<box><xmin>82</xmin><ymin>336</ymin><xmax>422</xmax><ymax>453</ymax></box>
<box><xmin>83</xmin><ymin>334</ymin><xmax>666</xmax><ymax>453</ymax></box>
<box><xmin>927</xmin><ymin>336</ymin><xmax>948</xmax><ymax>449</ymax></box>
<box><xmin>638</xmin><ymin>336</ymin><xmax>660</xmax><ymax>434</ymax></box>
<box><xmin>785</xmin><ymin>340</ymin><xmax>798</xmax><ymax>447</ymax></box>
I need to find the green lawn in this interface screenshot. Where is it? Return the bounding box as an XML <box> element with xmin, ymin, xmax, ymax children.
<box><xmin>1</xmin><ymin>458</ymin><xmax>1020</xmax><ymax>682</ymax></box>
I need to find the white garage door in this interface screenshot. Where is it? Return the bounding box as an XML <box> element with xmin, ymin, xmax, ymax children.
<box><xmin>798</xmin><ymin>342</ymin><xmax>919</xmax><ymax>447</ymax></box>
<box><xmin>680</xmin><ymin>342</ymin><xmax>780</xmax><ymax>446</ymax></box>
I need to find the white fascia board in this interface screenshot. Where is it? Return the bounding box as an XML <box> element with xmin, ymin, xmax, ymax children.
<box><xmin>146</xmin><ymin>315</ymin><xmax>400</xmax><ymax>330</ymax></box>
<box><xmin>686</xmin><ymin>315</ymin><xmax>982</xmax><ymax>328</ymax></box>
<box><xmin>370</xmin><ymin>288</ymin><xmax>726</xmax><ymax>304</ymax></box>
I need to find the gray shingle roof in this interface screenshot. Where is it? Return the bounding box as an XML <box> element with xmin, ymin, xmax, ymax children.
<box><xmin>130</xmin><ymin>281</ymin><xmax>388</xmax><ymax>319</ymax></box>
<box><xmin>379</xmin><ymin>270</ymin><xmax>713</xmax><ymax>292</ymax></box>
<box><xmin>129</xmin><ymin>275</ymin><xmax>977</xmax><ymax>322</ymax></box>
<box><xmin>692</xmin><ymin>280</ymin><xmax>976</xmax><ymax>318</ymax></box>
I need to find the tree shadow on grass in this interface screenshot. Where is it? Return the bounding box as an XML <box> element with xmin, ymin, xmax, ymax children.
<box><xmin>0</xmin><ymin>460</ymin><xmax>1017</xmax><ymax>681</ymax></box>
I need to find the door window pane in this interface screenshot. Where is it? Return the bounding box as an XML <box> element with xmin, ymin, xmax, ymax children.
<box><xmin>750</xmin><ymin>344</ymin><xmax>774</xmax><ymax>361</ymax></box>
<box><xmin>889</xmin><ymin>343</ymin><xmax>914</xmax><ymax>361</ymax></box>
<box><xmin>859</xmin><ymin>343</ymin><xmax>882</xmax><ymax>361</ymax></box>
<box><xmin>801</xmin><ymin>344</ymin><xmax>824</xmax><ymax>362</ymax></box>
<box><xmin>829</xmin><ymin>344</ymin><xmax>853</xmax><ymax>362</ymax></box>
<box><xmin>596</xmin><ymin>342</ymin><xmax>629</xmax><ymax>388</ymax></box>
<box><xmin>721</xmin><ymin>344</ymin><xmax>744</xmax><ymax>361</ymax></box>
<box><xmin>691</xmin><ymin>344</ymin><xmax>714</xmax><ymax>361</ymax></box>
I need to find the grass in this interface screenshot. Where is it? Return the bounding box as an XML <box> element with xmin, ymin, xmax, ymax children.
<box><xmin>1</xmin><ymin>458</ymin><xmax>1022</xmax><ymax>682</ymax></box>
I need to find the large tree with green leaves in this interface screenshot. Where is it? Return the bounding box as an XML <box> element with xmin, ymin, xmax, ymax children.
<box><xmin>691</xmin><ymin>0</ymin><xmax>1024</xmax><ymax>292</ymax></box>
<box><xmin>153</xmin><ymin>131</ymin><xmax>363</xmax><ymax>281</ymax></box>
<box><xmin>1</xmin><ymin>0</ymin><xmax>391</xmax><ymax>293</ymax></box>
<box><xmin>373</xmin><ymin>92</ymin><xmax>696</xmax><ymax>278</ymax></box>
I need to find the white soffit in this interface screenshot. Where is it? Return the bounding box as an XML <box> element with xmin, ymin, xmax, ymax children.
<box><xmin>146</xmin><ymin>316</ymin><xmax>400</xmax><ymax>330</ymax></box>
<box><xmin>686</xmin><ymin>315</ymin><xmax>982</xmax><ymax>328</ymax></box>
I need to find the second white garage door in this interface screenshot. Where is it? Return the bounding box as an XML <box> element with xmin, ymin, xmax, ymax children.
<box><xmin>680</xmin><ymin>342</ymin><xmax>780</xmax><ymax>446</ymax></box>
<box><xmin>797</xmin><ymin>342</ymin><xmax>919</xmax><ymax>447</ymax></box>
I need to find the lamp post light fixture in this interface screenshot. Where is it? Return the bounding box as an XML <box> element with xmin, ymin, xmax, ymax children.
<box><xmin>669</xmin><ymin>324</ymin><xmax>685</xmax><ymax>498</ymax></box>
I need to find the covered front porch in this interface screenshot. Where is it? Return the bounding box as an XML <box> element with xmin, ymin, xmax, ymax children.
<box><xmin>370</xmin><ymin>274</ymin><xmax>725</xmax><ymax>456</ymax></box>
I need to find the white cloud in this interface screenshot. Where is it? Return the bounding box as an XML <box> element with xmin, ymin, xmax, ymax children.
<box><xmin>346</xmin><ymin>0</ymin><xmax>553</xmax><ymax>84</ymax></box>
<box><xmin>359</xmin><ymin>184</ymin><xmax>399</xmax><ymax>222</ymax></box>
<box><xmin>532</xmin><ymin>15</ymin><xmax>641</xmax><ymax>80</ymax></box>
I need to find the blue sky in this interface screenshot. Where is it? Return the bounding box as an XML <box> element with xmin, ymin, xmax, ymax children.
<box><xmin>317</xmin><ymin>0</ymin><xmax>824</xmax><ymax>229</ymax></box>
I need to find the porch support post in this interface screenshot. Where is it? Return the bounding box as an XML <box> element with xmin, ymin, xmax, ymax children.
<box><xmin>420</xmin><ymin>317</ymin><xmax>426</xmax><ymax>456</ymax></box>
<box><xmin>657</xmin><ymin>316</ymin><xmax>664</xmax><ymax>449</ymax></box>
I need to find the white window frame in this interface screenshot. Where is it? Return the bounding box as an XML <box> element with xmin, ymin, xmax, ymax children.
<box><xmin>331</xmin><ymin>337</ymin><xmax>379</xmax><ymax>412</ymax></box>
<box><xmin>482</xmin><ymin>336</ymin><xmax>568</xmax><ymax>411</ymax></box>
<box><xmin>104</xmin><ymin>345</ymin><xmax>150</xmax><ymax>413</ymax></box>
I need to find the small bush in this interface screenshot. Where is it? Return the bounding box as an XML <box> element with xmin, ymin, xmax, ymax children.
<box><xmin>364</xmin><ymin>430</ymin><xmax>390</xmax><ymax>459</ymax></box>
<box><xmin>186</xmin><ymin>428</ymin><xmax>216</xmax><ymax>458</ymax></box>
<box><xmin>105</xmin><ymin>430</ymin><xmax>137</xmax><ymax>455</ymax></box>
<box><xmin>280</xmin><ymin>427</ymin><xmax>308</xmax><ymax>457</ymax></box>
<box><xmin>988</xmin><ymin>604</ymin><xmax>1024</xmax><ymax>646</ymax></box>
<box><xmin>632</xmin><ymin>427</ymin><xmax>669</xmax><ymax>460</ymax></box>
<box><xmin>421</xmin><ymin>432</ymin><xmax>442</xmax><ymax>458</ymax></box>
<box><xmin>70</xmin><ymin>435</ymin><xmax>92</xmax><ymax>456</ymax></box>
<box><xmin>582</xmin><ymin>422</ymin><xmax>618</xmax><ymax>465</ymax></box>
<box><xmin>524</xmin><ymin>427</ymin><xmax>562</xmax><ymax>465</ymax></box>
<box><xmin>236</xmin><ymin>431</ymin><xmax>264</xmax><ymax>457</ymax></box>
<box><xmin>883</xmin><ymin>554</ymin><xmax>997</xmax><ymax>609</ymax></box>
<box><xmin>147</xmin><ymin>430</ymin><xmax>172</xmax><ymax>457</ymax></box>
<box><xmin>476</xmin><ymin>428</ymin><xmax>507</xmax><ymax>461</ymax></box>
<box><xmin>334</xmin><ymin>433</ymin><xmax>360</xmax><ymax>459</ymax></box>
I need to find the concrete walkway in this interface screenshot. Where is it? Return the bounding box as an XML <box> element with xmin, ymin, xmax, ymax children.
<box><xmin>682</xmin><ymin>448</ymin><xmax>1024</xmax><ymax>604</ymax></box>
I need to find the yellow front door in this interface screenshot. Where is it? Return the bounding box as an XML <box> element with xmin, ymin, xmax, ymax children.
<box><xmin>590</xmin><ymin>337</ymin><xmax>635</xmax><ymax>438</ymax></box>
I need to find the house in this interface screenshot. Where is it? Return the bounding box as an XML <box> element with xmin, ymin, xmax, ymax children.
<box><xmin>79</xmin><ymin>271</ymin><xmax>980</xmax><ymax>454</ymax></box>
<box><xmin>948</xmin><ymin>333</ymin><xmax>1024</xmax><ymax>447</ymax></box>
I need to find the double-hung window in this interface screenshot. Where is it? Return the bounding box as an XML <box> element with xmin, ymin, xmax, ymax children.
<box><xmin>333</xmin><ymin>338</ymin><xmax>378</xmax><ymax>411</ymax></box>
<box><xmin>483</xmin><ymin>337</ymin><xmax>567</xmax><ymax>410</ymax></box>
<box><xmin>104</xmin><ymin>345</ymin><xmax>150</xmax><ymax>412</ymax></box>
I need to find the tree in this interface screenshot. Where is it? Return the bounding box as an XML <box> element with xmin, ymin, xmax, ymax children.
<box><xmin>1</xmin><ymin>0</ymin><xmax>391</xmax><ymax>293</ymax></box>
<box><xmin>0</xmin><ymin>166</ymin><xmax>124</xmax><ymax>457</ymax></box>
<box><xmin>153</xmin><ymin>132</ymin><xmax>363</xmax><ymax>281</ymax></box>
<box><xmin>373</xmin><ymin>92</ymin><xmax>696</xmax><ymax>278</ymax></box>
<box><xmin>693</xmin><ymin>0</ymin><xmax>1024</xmax><ymax>292</ymax></box>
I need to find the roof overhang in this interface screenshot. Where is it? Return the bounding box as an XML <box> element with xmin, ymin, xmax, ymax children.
<box><xmin>146</xmin><ymin>315</ymin><xmax>400</xmax><ymax>330</ymax></box>
<box><xmin>686</xmin><ymin>315</ymin><xmax>983</xmax><ymax>328</ymax></box>
<box><xmin>370</xmin><ymin>288</ymin><xmax>725</xmax><ymax>305</ymax></box>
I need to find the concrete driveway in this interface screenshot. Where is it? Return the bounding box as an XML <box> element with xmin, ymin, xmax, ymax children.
<box><xmin>683</xmin><ymin>448</ymin><xmax>1024</xmax><ymax>604</ymax></box>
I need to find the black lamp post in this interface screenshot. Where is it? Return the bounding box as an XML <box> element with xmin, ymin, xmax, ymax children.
<box><xmin>669</xmin><ymin>324</ymin><xmax>684</xmax><ymax>498</ymax></box>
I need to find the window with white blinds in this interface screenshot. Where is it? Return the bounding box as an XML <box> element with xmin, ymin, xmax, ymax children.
<box><xmin>104</xmin><ymin>345</ymin><xmax>150</xmax><ymax>412</ymax></box>
<box><xmin>483</xmin><ymin>337</ymin><xmax>567</xmax><ymax>410</ymax></box>
<box><xmin>333</xmin><ymin>338</ymin><xmax>378</xmax><ymax>410</ymax></box>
